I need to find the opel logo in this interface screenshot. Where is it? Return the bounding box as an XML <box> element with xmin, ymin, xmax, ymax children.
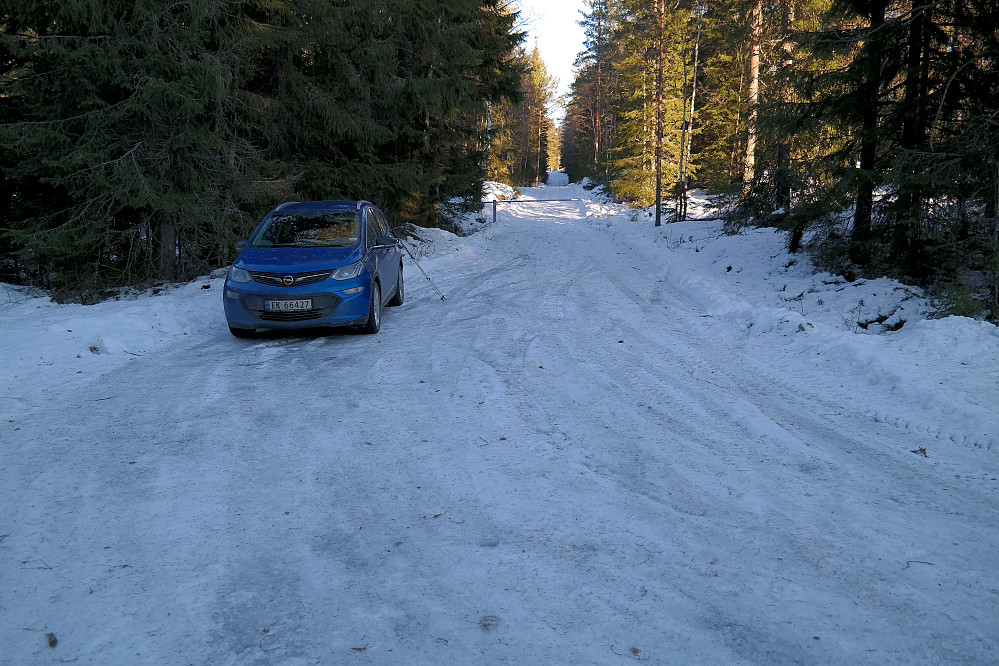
<box><xmin>282</xmin><ymin>275</ymin><xmax>295</xmax><ymax>286</ymax></box>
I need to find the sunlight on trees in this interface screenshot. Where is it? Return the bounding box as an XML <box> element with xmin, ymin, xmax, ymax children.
<box><xmin>560</xmin><ymin>0</ymin><xmax>999</xmax><ymax>320</ymax></box>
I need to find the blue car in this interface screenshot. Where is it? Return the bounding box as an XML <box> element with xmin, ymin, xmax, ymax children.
<box><xmin>223</xmin><ymin>200</ymin><xmax>404</xmax><ymax>337</ymax></box>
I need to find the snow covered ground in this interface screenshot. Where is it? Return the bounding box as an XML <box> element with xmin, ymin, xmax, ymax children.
<box><xmin>2</xmin><ymin>180</ymin><xmax>997</xmax><ymax>664</ymax></box>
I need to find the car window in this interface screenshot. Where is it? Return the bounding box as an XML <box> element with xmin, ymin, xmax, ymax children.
<box><xmin>250</xmin><ymin>211</ymin><xmax>360</xmax><ymax>248</ymax></box>
<box><xmin>366</xmin><ymin>211</ymin><xmax>380</xmax><ymax>248</ymax></box>
<box><xmin>373</xmin><ymin>208</ymin><xmax>391</xmax><ymax>237</ymax></box>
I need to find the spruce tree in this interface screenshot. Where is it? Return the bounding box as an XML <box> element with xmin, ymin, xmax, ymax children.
<box><xmin>604</xmin><ymin>0</ymin><xmax>686</xmax><ymax>208</ymax></box>
<box><xmin>1</xmin><ymin>0</ymin><xmax>526</xmax><ymax>293</ymax></box>
<box><xmin>744</xmin><ymin>0</ymin><xmax>998</xmax><ymax>315</ymax></box>
<box><xmin>573</xmin><ymin>0</ymin><xmax>622</xmax><ymax>181</ymax></box>
<box><xmin>1</xmin><ymin>0</ymin><xmax>254</xmax><ymax>295</ymax></box>
<box><xmin>509</xmin><ymin>46</ymin><xmax>557</xmax><ymax>186</ymax></box>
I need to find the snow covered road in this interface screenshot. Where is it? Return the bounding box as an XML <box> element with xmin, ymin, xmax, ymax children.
<box><xmin>3</xmin><ymin>182</ymin><xmax>998</xmax><ymax>664</ymax></box>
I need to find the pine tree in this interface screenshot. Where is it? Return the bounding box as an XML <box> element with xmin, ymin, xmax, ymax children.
<box><xmin>604</xmin><ymin>0</ymin><xmax>678</xmax><ymax>207</ymax></box>
<box><xmin>877</xmin><ymin>0</ymin><xmax>999</xmax><ymax>282</ymax></box>
<box><xmin>601</xmin><ymin>0</ymin><xmax>703</xmax><ymax>216</ymax></box>
<box><xmin>743</xmin><ymin>0</ymin><xmax>999</xmax><ymax>316</ymax></box>
<box><xmin>510</xmin><ymin>46</ymin><xmax>557</xmax><ymax>186</ymax></box>
<box><xmin>688</xmin><ymin>0</ymin><xmax>756</xmax><ymax>190</ymax></box>
<box><xmin>569</xmin><ymin>0</ymin><xmax>622</xmax><ymax>181</ymax></box>
<box><xmin>1</xmin><ymin>0</ymin><xmax>255</xmax><ymax>294</ymax></box>
<box><xmin>561</xmin><ymin>75</ymin><xmax>598</xmax><ymax>181</ymax></box>
<box><xmin>242</xmin><ymin>0</ymin><xmax>523</xmax><ymax>225</ymax></box>
<box><xmin>731</xmin><ymin>0</ymin><xmax>837</xmax><ymax>249</ymax></box>
<box><xmin>742</xmin><ymin>0</ymin><xmax>762</xmax><ymax>187</ymax></box>
<box><xmin>1</xmin><ymin>0</ymin><xmax>526</xmax><ymax>293</ymax></box>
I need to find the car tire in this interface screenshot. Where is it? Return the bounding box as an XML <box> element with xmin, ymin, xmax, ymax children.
<box><xmin>229</xmin><ymin>325</ymin><xmax>256</xmax><ymax>338</ymax></box>
<box><xmin>388</xmin><ymin>265</ymin><xmax>404</xmax><ymax>306</ymax></box>
<box><xmin>359</xmin><ymin>281</ymin><xmax>381</xmax><ymax>334</ymax></box>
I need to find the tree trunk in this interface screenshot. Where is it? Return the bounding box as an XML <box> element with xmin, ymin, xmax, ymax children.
<box><xmin>731</xmin><ymin>65</ymin><xmax>745</xmax><ymax>181</ymax></box>
<box><xmin>850</xmin><ymin>2</ymin><xmax>887</xmax><ymax>267</ymax></box>
<box><xmin>991</xmin><ymin>160</ymin><xmax>999</xmax><ymax>322</ymax></box>
<box><xmin>654</xmin><ymin>0</ymin><xmax>665</xmax><ymax>227</ymax></box>
<box><xmin>742</xmin><ymin>0</ymin><xmax>762</xmax><ymax>187</ymax></box>
<box><xmin>158</xmin><ymin>211</ymin><xmax>177</xmax><ymax>281</ymax></box>
<box><xmin>677</xmin><ymin>57</ymin><xmax>689</xmax><ymax>223</ymax></box>
<box><xmin>595</xmin><ymin>63</ymin><xmax>601</xmax><ymax>170</ymax></box>
<box><xmin>679</xmin><ymin>4</ymin><xmax>705</xmax><ymax>223</ymax></box>
<box><xmin>483</xmin><ymin>99</ymin><xmax>492</xmax><ymax>171</ymax></box>
<box><xmin>592</xmin><ymin>6</ymin><xmax>605</xmax><ymax>172</ymax></box>
<box><xmin>894</xmin><ymin>4</ymin><xmax>932</xmax><ymax>275</ymax></box>
<box><xmin>775</xmin><ymin>0</ymin><xmax>796</xmax><ymax>210</ymax></box>
<box><xmin>537</xmin><ymin>104</ymin><xmax>544</xmax><ymax>185</ymax></box>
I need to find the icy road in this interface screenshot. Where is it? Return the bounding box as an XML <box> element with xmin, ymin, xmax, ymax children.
<box><xmin>3</xmin><ymin>181</ymin><xmax>998</xmax><ymax>664</ymax></box>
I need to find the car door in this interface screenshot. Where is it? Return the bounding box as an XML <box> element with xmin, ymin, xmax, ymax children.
<box><xmin>370</xmin><ymin>207</ymin><xmax>400</xmax><ymax>300</ymax></box>
<box><xmin>365</xmin><ymin>207</ymin><xmax>392</xmax><ymax>305</ymax></box>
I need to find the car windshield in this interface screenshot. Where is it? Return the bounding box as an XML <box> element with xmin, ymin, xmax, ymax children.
<box><xmin>249</xmin><ymin>210</ymin><xmax>360</xmax><ymax>248</ymax></box>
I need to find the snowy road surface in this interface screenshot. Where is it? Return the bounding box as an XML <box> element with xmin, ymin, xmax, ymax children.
<box><xmin>3</xmin><ymin>181</ymin><xmax>998</xmax><ymax>664</ymax></box>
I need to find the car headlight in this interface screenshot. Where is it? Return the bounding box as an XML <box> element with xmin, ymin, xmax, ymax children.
<box><xmin>330</xmin><ymin>261</ymin><xmax>364</xmax><ymax>280</ymax></box>
<box><xmin>228</xmin><ymin>266</ymin><xmax>252</xmax><ymax>283</ymax></box>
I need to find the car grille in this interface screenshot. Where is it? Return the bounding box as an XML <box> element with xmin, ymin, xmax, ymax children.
<box><xmin>241</xmin><ymin>293</ymin><xmax>341</xmax><ymax>323</ymax></box>
<box><xmin>258</xmin><ymin>309</ymin><xmax>325</xmax><ymax>322</ymax></box>
<box><xmin>250</xmin><ymin>270</ymin><xmax>332</xmax><ymax>287</ymax></box>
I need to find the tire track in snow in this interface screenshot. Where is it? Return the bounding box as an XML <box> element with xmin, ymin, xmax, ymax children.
<box><xmin>4</xmin><ymin>192</ymin><xmax>997</xmax><ymax>663</ymax></box>
<box><xmin>471</xmin><ymin>208</ymin><xmax>998</xmax><ymax>662</ymax></box>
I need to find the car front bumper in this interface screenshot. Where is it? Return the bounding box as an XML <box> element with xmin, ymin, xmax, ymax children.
<box><xmin>223</xmin><ymin>279</ymin><xmax>370</xmax><ymax>331</ymax></box>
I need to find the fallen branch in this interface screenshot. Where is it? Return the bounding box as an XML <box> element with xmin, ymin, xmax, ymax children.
<box><xmin>259</xmin><ymin>633</ymin><xmax>282</xmax><ymax>652</ymax></box>
<box><xmin>904</xmin><ymin>560</ymin><xmax>935</xmax><ymax>569</ymax></box>
<box><xmin>20</xmin><ymin>559</ymin><xmax>53</xmax><ymax>570</ymax></box>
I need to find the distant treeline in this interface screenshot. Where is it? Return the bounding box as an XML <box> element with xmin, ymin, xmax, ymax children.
<box><xmin>0</xmin><ymin>1</ymin><xmax>524</xmax><ymax>299</ymax></box>
<box><xmin>562</xmin><ymin>0</ymin><xmax>999</xmax><ymax>320</ymax></box>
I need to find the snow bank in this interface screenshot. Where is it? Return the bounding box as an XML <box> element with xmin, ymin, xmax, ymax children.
<box><xmin>481</xmin><ymin>181</ymin><xmax>515</xmax><ymax>202</ymax></box>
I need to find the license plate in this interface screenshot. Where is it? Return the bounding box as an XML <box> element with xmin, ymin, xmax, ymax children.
<box><xmin>265</xmin><ymin>299</ymin><xmax>312</xmax><ymax>312</ymax></box>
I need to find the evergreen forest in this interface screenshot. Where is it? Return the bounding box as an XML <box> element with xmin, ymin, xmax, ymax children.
<box><xmin>1</xmin><ymin>0</ymin><xmax>527</xmax><ymax>298</ymax></box>
<box><xmin>3</xmin><ymin>0</ymin><xmax>998</xmax><ymax>320</ymax></box>
<box><xmin>562</xmin><ymin>0</ymin><xmax>999</xmax><ymax>320</ymax></box>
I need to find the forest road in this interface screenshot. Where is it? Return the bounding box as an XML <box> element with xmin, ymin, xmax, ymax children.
<box><xmin>3</xmin><ymin>187</ymin><xmax>997</xmax><ymax>664</ymax></box>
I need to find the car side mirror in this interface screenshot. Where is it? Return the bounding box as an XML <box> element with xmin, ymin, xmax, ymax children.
<box><xmin>375</xmin><ymin>235</ymin><xmax>397</xmax><ymax>247</ymax></box>
<box><xmin>235</xmin><ymin>240</ymin><xmax>246</xmax><ymax>251</ymax></box>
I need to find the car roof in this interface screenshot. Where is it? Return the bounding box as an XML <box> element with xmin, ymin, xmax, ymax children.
<box><xmin>273</xmin><ymin>200</ymin><xmax>372</xmax><ymax>212</ymax></box>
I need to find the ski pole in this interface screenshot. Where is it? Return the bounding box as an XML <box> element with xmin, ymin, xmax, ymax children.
<box><xmin>398</xmin><ymin>239</ymin><xmax>446</xmax><ymax>301</ymax></box>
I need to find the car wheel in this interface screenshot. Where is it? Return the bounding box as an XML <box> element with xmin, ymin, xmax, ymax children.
<box><xmin>388</xmin><ymin>265</ymin><xmax>404</xmax><ymax>306</ymax></box>
<box><xmin>359</xmin><ymin>281</ymin><xmax>381</xmax><ymax>334</ymax></box>
<box><xmin>229</xmin><ymin>325</ymin><xmax>256</xmax><ymax>338</ymax></box>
